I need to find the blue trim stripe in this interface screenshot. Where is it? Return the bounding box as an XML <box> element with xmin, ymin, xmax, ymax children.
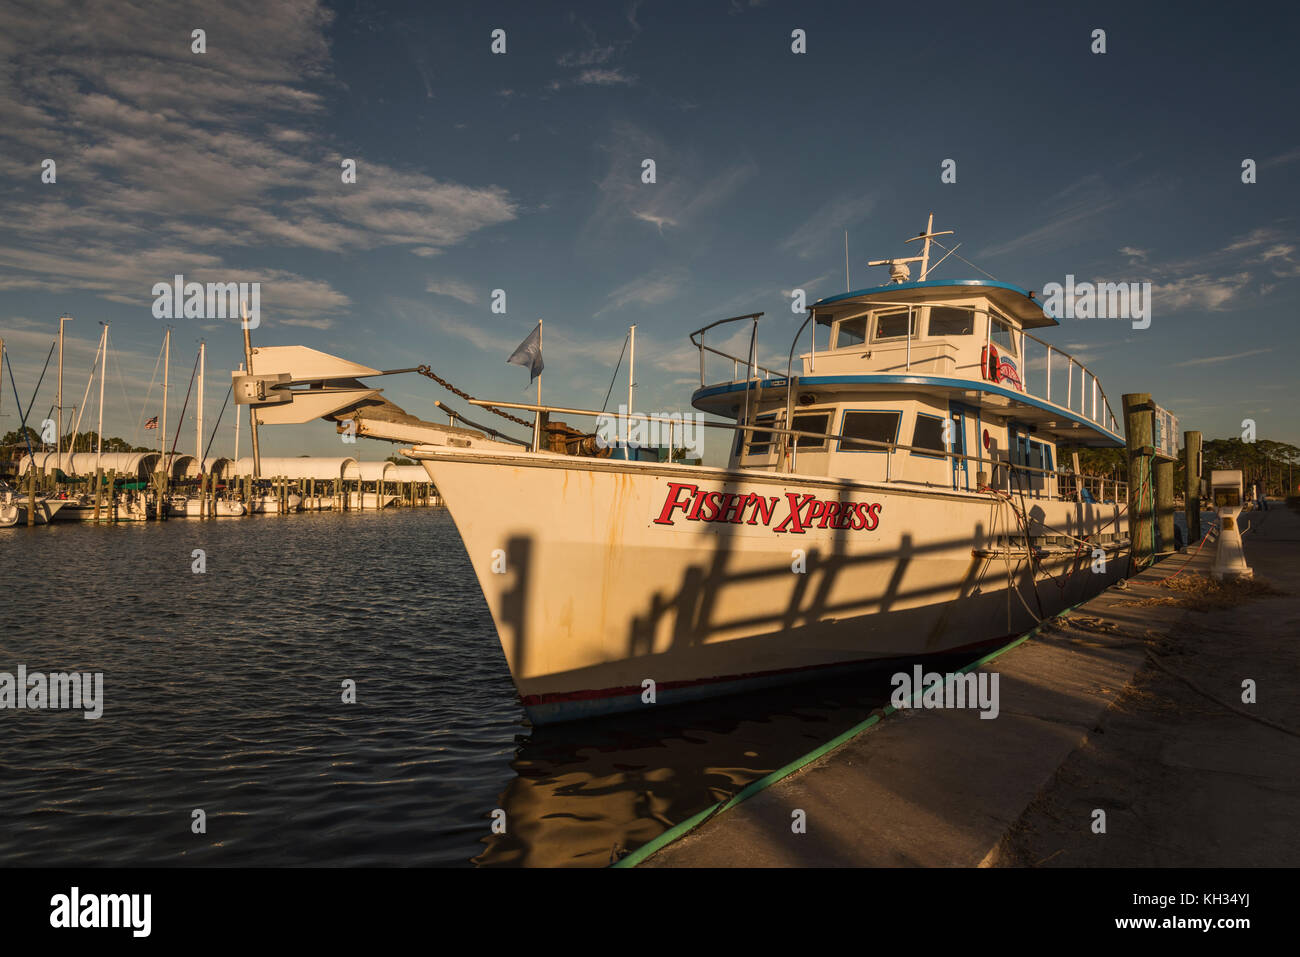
<box><xmin>813</xmin><ymin>278</ymin><xmax>1041</xmax><ymax>310</ymax></box>
<box><xmin>690</xmin><ymin>372</ymin><xmax>1124</xmax><ymax>445</ymax></box>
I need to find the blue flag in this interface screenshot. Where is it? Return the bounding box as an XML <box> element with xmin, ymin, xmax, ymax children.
<box><xmin>507</xmin><ymin>322</ymin><xmax>544</xmax><ymax>383</ymax></box>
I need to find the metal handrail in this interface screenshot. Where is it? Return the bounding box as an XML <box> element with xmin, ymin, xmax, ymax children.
<box><xmin>465</xmin><ymin>397</ymin><xmax>1128</xmax><ymax>501</ymax></box>
<box><xmin>690</xmin><ymin>313</ymin><xmax>784</xmax><ymax>386</ymax></box>
<box><xmin>782</xmin><ymin>299</ymin><xmax>1122</xmax><ymax>436</ymax></box>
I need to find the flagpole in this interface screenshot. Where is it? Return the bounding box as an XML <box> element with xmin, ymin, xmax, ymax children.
<box><xmin>532</xmin><ymin>319</ymin><xmax>542</xmax><ymax>452</ymax></box>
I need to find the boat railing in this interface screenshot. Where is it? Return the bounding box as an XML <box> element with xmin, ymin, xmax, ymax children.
<box><xmin>806</xmin><ymin>299</ymin><xmax>1122</xmax><ymax>437</ymax></box>
<box><xmin>1016</xmin><ymin>326</ymin><xmax>1121</xmax><ymax>437</ymax></box>
<box><xmin>695</xmin><ymin>304</ymin><xmax>1120</xmax><ymax>440</ymax></box>
<box><xmin>466</xmin><ymin>398</ymin><xmax>1130</xmax><ymax>504</ymax></box>
<box><xmin>690</xmin><ymin>313</ymin><xmax>784</xmax><ymax>387</ymax></box>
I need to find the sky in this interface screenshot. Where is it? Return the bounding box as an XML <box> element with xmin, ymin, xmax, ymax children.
<box><xmin>1</xmin><ymin>0</ymin><xmax>1296</xmax><ymax>466</ymax></box>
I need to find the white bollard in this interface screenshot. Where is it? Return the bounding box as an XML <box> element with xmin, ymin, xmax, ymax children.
<box><xmin>1209</xmin><ymin>470</ymin><xmax>1252</xmax><ymax>580</ymax></box>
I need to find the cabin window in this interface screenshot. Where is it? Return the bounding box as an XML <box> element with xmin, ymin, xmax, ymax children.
<box><xmin>928</xmin><ymin>306</ymin><xmax>974</xmax><ymax>336</ymax></box>
<box><xmin>838</xmin><ymin>410</ymin><xmax>901</xmax><ymax>452</ymax></box>
<box><xmin>873</xmin><ymin>310</ymin><xmax>916</xmax><ymax>341</ymax></box>
<box><xmin>911</xmin><ymin>413</ymin><xmax>947</xmax><ymax>457</ymax></box>
<box><xmin>744</xmin><ymin>413</ymin><xmax>779</xmax><ymax>456</ymax></box>
<box><xmin>791</xmin><ymin>411</ymin><xmax>831</xmax><ymax>450</ymax></box>
<box><xmin>1024</xmin><ymin>439</ymin><xmax>1053</xmax><ymax>474</ymax></box>
<box><xmin>989</xmin><ymin>316</ymin><xmax>1018</xmax><ymax>356</ymax></box>
<box><xmin>835</xmin><ymin>315</ymin><xmax>868</xmax><ymax>348</ymax></box>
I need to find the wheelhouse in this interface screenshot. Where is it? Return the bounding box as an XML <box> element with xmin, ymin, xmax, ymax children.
<box><xmin>690</xmin><ymin>255</ymin><xmax>1126</xmax><ymax>504</ymax></box>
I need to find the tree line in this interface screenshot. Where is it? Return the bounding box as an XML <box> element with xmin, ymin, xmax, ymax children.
<box><xmin>1066</xmin><ymin>438</ymin><xmax>1300</xmax><ymax>497</ymax></box>
<box><xmin>2</xmin><ymin>426</ymin><xmax>153</xmax><ymax>459</ymax></box>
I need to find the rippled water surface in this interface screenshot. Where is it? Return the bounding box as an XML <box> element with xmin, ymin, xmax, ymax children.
<box><xmin>1</xmin><ymin>509</ymin><xmax>916</xmax><ymax>867</ymax></box>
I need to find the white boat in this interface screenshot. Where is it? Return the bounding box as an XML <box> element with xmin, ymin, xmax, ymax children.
<box><xmin>343</xmin><ymin>491</ymin><xmax>397</xmax><ymax>510</ymax></box>
<box><xmin>0</xmin><ymin>484</ymin><xmax>69</xmax><ymax>526</ymax></box>
<box><xmin>300</xmin><ymin>495</ymin><xmax>338</xmax><ymax>510</ymax></box>
<box><xmin>247</xmin><ymin>492</ymin><xmax>302</xmax><ymax>513</ymax></box>
<box><xmin>406</xmin><ymin>219</ymin><xmax>1133</xmax><ymax>723</ymax></box>
<box><xmin>167</xmin><ymin>496</ymin><xmax>247</xmax><ymax>517</ymax></box>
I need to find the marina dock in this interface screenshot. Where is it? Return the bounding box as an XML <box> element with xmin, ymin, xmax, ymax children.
<box><xmin>631</xmin><ymin>504</ymin><xmax>1299</xmax><ymax>867</ymax></box>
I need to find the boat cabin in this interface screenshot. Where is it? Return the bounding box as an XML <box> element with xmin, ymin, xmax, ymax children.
<box><xmin>690</xmin><ymin>228</ymin><xmax>1125</xmax><ymax>502</ymax></box>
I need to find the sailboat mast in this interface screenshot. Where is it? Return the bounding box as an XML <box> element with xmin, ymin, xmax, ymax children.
<box><xmin>234</xmin><ymin>362</ymin><xmax>241</xmax><ymax>463</ymax></box>
<box><xmin>162</xmin><ymin>329</ymin><xmax>170</xmax><ymax>463</ymax></box>
<box><xmin>240</xmin><ymin>300</ymin><xmax>261</xmax><ymax>479</ymax></box>
<box><xmin>95</xmin><ymin>323</ymin><xmax>108</xmax><ymax>475</ymax></box>
<box><xmin>197</xmin><ymin>340</ymin><xmax>205</xmax><ymax>467</ymax></box>
<box><xmin>57</xmin><ymin>315</ymin><xmax>71</xmax><ymax>476</ymax></box>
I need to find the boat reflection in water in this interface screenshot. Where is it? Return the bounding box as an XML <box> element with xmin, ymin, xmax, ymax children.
<box><xmin>475</xmin><ymin>654</ymin><xmax>972</xmax><ymax>866</ymax></box>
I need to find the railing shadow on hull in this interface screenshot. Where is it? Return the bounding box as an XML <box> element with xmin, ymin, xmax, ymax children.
<box><xmin>490</xmin><ymin>476</ymin><xmax>1127</xmax><ymax>715</ymax></box>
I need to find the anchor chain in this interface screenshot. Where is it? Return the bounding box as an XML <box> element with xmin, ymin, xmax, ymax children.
<box><xmin>414</xmin><ymin>365</ymin><xmax>534</xmax><ymax>428</ymax></box>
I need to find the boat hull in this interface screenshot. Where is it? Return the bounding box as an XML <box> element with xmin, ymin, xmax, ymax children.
<box><xmin>413</xmin><ymin>449</ymin><xmax>1128</xmax><ymax>724</ymax></box>
<box><xmin>168</xmin><ymin>498</ymin><xmax>247</xmax><ymax>517</ymax></box>
<box><xmin>1</xmin><ymin>498</ymin><xmax>68</xmax><ymax>525</ymax></box>
<box><xmin>248</xmin><ymin>493</ymin><xmax>303</xmax><ymax>513</ymax></box>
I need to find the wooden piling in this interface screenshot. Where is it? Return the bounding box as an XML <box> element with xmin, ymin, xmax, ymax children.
<box><xmin>1155</xmin><ymin>459</ymin><xmax>1175</xmax><ymax>550</ymax></box>
<box><xmin>27</xmin><ymin>469</ymin><xmax>37</xmax><ymax>525</ymax></box>
<box><xmin>1122</xmin><ymin>393</ymin><xmax>1156</xmax><ymax>567</ymax></box>
<box><xmin>92</xmin><ymin>467</ymin><xmax>103</xmax><ymax>523</ymax></box>
<box><xmin>1184</xmin><ymin>430</ymin><xmax>1202</xmax><ymax>542</ymax></box>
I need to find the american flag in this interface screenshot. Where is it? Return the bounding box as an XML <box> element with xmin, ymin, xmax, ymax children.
<box><xmin>144</xmin><ymin>415</ymin><xmax>158</xmax><ymax>429</ymax></box>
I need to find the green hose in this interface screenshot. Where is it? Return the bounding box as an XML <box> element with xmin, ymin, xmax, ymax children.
<box><xmin>612</xmin><ymin>596</ymin><xmax>1095</xmax><ymax>868</ymax></box>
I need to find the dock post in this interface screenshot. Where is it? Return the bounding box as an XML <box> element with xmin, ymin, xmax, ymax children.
<box><xmin>1155</xmin><ymin>458</ymin><xmax>1175</xmax><ymax>550</ymax></box>
<box><xmin>1122</xmin><ymin>393</ymin><xmax>1156</xmax><ymax>567</ymax></box>
<box><xmin>1184</xmin><ymin>430</ymin><xmax>1202</xmax><ymax>542</ymax></box>
<box><xmin>93</xmin><ymin>468</ymin><xmax>103</xmax><ymax>523</ymax></box>
<box><xmin>27</xmin><ymin>469</ymin><xmax>36</xmax><ymax>525</ymax></box>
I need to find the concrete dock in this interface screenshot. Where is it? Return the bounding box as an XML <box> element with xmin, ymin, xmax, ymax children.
<box><xmin>641</xmin><ymin>505</ymin><xmax>1300</xmax><ymax>867</ymax></box>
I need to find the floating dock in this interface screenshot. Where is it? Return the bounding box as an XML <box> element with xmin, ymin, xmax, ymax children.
<box><xmin>627</xmin><ymin>504</ymin><xmax>1299</xmax><ymax>867</ymax></box>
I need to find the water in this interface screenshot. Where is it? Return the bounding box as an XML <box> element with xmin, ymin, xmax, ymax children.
<box><xmin>0</xmin><ymin>510</ymin><xmax>927</xmax><ymax>867</ymax></box>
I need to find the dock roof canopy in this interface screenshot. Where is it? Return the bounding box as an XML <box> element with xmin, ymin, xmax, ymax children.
<box><xmin>18</xmin><ymin>451</ymin><xmax>158</xmax><ymax>480</ymax></box>
<box><xmin>390</xmin><ymin>465</ymin><xmax>431</xmax><ymax>483</ymax></box>
<box><xmin>230</xmin><ymin>457</ymin><xmax>359</xmax><ymax>481</ymax></box>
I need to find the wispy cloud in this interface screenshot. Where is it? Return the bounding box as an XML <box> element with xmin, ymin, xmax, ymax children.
<box><xmin>425</xmin><ymin>279</ymin><xmax>479</xmax><ymax>307</ymax></box>
<box><xmin>781</xmin><ymin>192</ymin><xmax>878</xmax><ymax>261</ymax></box>
<box><xmin>1174</xmin><ymin>348</ymin><xmax>1271</xmax><ymax>367</ymax></box>
<box><xmin>595</xmin><ymin>268</ymin><xmax>688</xmax><ymax>317</ymax></box>
<box><xmin>982</xmin><ymin>190</ymin><xmax>1121</xmax><ymax>258</ymax></box>
<box><xmin>581</xmin><ymin>121</ymin><xmax>757</xmax><ymax>247</ymax></box>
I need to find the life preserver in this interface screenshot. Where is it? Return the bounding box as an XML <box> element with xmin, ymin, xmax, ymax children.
<box><xmin>980</xmin><ymin>344</ymin><xmax>1000</xmax><ymax>382</ymax></box>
